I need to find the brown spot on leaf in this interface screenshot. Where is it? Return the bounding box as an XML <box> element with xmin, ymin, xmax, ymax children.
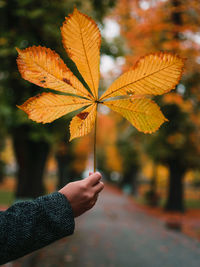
<box><xmin>77</xmin><ymin>112</ymin><xmax>89</xmax><ymax>120</ymax></box>
<box><xmin>126</xmin><ymin>90</ymin><xmax>133</xmax><ymax>96</ymax></box>
<box><xmin>40</xmin><ymin>80</ymin><xmax>46</xmax><ymax>83</ymax></box>
<box><xmin>63</xmin><ymin>78</ymin><xmax>72</xmax><ymax>86</ymax></box>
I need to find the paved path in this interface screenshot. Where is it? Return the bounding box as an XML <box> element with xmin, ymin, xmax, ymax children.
<box><xmin>11</xmin><ymin>185</ymin><xmax>200</xmax><ymax>267</ymax></box>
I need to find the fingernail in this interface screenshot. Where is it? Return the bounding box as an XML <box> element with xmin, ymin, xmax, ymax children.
<box><xmin>95</xmin><ymin>172</ymin><xmax>101</xmax><ymax>177</ymax></box>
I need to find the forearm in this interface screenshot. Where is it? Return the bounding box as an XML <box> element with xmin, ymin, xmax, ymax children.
<box><xmin>0</xmin><ymin>192</ymin><xmax>75</xmax><ymax>264</ymax></box>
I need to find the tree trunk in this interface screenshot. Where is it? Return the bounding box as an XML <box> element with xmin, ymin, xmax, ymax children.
<box><xmin>150</xmin><ymin>164</ymin><xmax>157</xmax><ymax>194</ymax></box>
<box><xmin>165</xmin><ymin>162</ymin><xmax>185</xmax><ymax>212</ymax></box>
<box><xmin>56</xmin><ymin>155</ymin><xmax>75</xmax><ymax>189</ymax></box>
<box><xmin>121</xmin><ymin>166</ymin><xmax>138</xmax><ymax>195</ymax></box>
<box><xmin>55</xmin><ymin>141</ymin><xmax>77</xmax><ymax>189</ymax></box>
<box><xmin>12</xmin><ymin>125</ymin><xmax>49</xmax><ymax>199</ymax></box>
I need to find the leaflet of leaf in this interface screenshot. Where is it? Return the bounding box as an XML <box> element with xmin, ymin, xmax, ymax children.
<box><xmin>70</xmin><ymin>104</ymin><xmax>97</xmax><ymax>141</ymax></box>
<box><xmin>100</xmin><ymin>53</ymin><xmax>184</xmax><ymax>101</ymax></box>
<box><xmin>104</xmin><ymin>98</ymin><xmax>168</xmax><ymax>133</ymax></box>
<box><xmin>17</xmin><ymin>46</ymin><xmax>92</xmax><ymax>99</ymax></box>
<box><xmin>18</xmin><ymin>93</ymin><xmax>91</xmax><ymax>123</ymax></box>
<box><xmin>61</xmin><ymin>8</ymin><xmax>101</xmax><ymax>99</ymax></box>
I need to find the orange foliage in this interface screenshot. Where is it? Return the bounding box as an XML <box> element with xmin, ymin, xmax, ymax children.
<box><xmin>167</xmin><ymin>132</ymin><xmax>185</xmax><ymax>147</ymax></box>
<box><xmin>115</xmin><ymin>0</ymin><xmax>200</xmax><ymax>154</ymax></box>
<box><xmin>163</xmin><ymin>93</ymin><xmax>193</xmax><ymax>113</ymax></box>
<box><xmin>72</xmin><ymin>136</ymin><xmax>91</xmax><ymax>173</ymax></box>
<box><xmin>105</xmin><ymin>145</ymin><xmax>123</xmax><ymax>172</ymax></box>
<box><xmin>116</xmin><ymin>0</ymin><xmax>200</xmax><ymax>72</ymax></box>
<box><xmin>98</xmin><ymin>113</ymin><xmax>123</xmax><ymax>172</ymax></box>
<box><xmin>0</xmin><ymin>139</ymin><xmax>15</xmax><ymax>165</ymax></box>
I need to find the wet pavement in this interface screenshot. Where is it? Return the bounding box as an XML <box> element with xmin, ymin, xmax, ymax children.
<box><xmin>7</xmin><ymin>185</ymin><xmax>200</xmax><ymax>267</ymax></box>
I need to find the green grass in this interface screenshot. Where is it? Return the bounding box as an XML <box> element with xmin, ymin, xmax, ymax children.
<box><xmin>0</xmin><ymin>190</ymin><xmax>14</xmax><ymax>206</ymax></box>
<box><xmin>185</xmin><ymin>199</ymin><xmax>200</xmax><ymax>209</ymax></box>
<box><xmin>1</xmin><ymin>188</ymin><xmax>200</xmax><ymax>209</ymax></box>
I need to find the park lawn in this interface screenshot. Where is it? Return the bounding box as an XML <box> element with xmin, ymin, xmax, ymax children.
<box><xmin>0</xmin><ymin>190</ymin><xmax>14</xmax><ymax>206</ymax></box>
<box><xmin>185</xmin><ymin>199</ymin><xmax>200</xmax><ymax>209</ymax></box>
<box><xmin>0</xmin><ymin>175</ymin><xmax>57</xmax><ymax>208</ymax></box>
<box><xmin>0</xmin><ymin>187</ymin><xmax>200</xmax><ymax>209</ymax></box>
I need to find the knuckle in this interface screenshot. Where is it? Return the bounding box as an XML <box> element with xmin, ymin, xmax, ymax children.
<box><xmin>80</xmin><ymin>182</ymin><xmax>87</xmax><ymax>191</ymax></box>
<box><xmin>84</xmin><ymin>192</ymin><xmax>93</xmax><ymax>201</ymax></box>
<box><xmin>66</xmin><ymin>182</ymin><xmax>72</xmax><ymax>188</ymax></box>
<box><xmin>100</xmin><ymin>182</ymin><xmax>104</xmax><ymax>189</ymax></box>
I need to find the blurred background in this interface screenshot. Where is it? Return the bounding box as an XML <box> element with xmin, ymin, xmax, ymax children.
<box><xmin>0</xmin><ymin>0</ymin><xmax>200</xmax><ymax>266</ymax></box>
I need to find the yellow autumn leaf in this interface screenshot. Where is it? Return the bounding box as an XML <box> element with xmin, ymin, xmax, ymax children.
<box><xmin>18</xmin><ymin>92</ymin><xmax>91</xmax><ymax>123</ymax></box>
<box><xmin>17</xmin><ymin>46</ymin><xmax>92</xmax><ymax>99</ymax></box>
<box><xmin>70</xmin><ymin>104</ymin><xmax>97</xmax><ymax>141</ymax></box>
<box><xmin>16</xmin><ymin>8</ymin><xmax>185</xmax><ymax>146</ymax></box>
<box><xmin>100</xmin><ymin>53</ymin><xmax>184</xmax><ymax>101</ymax></box>
<box><xmin>61</xmin><ymin>8</ymin><xmax>101</xmax><ymax>100</ymax></box>
<box><xmin>104</xmin><ymin>98</ymin><xmax>168</xmax><ymax>133</ymax></box>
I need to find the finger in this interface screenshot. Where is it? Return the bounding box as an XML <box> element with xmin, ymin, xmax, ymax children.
<box><xmin>89</xmin><ymin>200</ymin><xmax>96</xmax><ymax>208</ymax></box>
<box><xmin>94</xmin><ymin>194</ymin><xmax>98</xmax><ymax>201</ymax></box>
<box><xmin>90</xmin><ymin>194</ymin><xmax>99</xmax><ymax>208</ymax></box>
<box><xmin>89</xmin><ymin>172</ymin><xmax>93</xmax><ymax>176</ymax></box>
<box><xmin>93</xmin><ymin>181</ymin><xmax>104</xmax><ymax>194</ymax></box>
<box><xmin>85</xmin><ymin>172</ymin><xmax>102</xmax><ymax>186</ymax></box>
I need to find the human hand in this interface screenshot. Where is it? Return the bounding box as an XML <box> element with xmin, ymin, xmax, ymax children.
<box><xmin>59</xmin><ymin>172</ymin><xmax>104</xmax><ymax>217</ymax></box>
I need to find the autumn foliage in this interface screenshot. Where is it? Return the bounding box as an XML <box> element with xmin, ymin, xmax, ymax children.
<box><xmin>16</xmin><ymin>8</ymin><xmax>184</xmax><ymax>154</ymax></box>
<box><xmin>114</xmin><ymin>0</ymin><xmax>200</xmax><ymax>211</ymax></box>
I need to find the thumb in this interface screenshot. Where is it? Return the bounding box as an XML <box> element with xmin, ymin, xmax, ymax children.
<box><xmin>89</xmin><ymin>172</ymin><xmax>93</xmax><ymax>176</ymax></box>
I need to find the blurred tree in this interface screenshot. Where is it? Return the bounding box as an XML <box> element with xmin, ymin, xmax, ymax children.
<box><xmin>55</xmin><ymin>121</ymin><xmax>90</xmax><ymax>189</ymax></box>
<box><xmin>96</xmin><ymin>113</ymin><xmax>122</xmax><ymax>181</ymax></box>
<box><xmin>0</xmin><ymin>0</ymin><xmax>117</xmax><ymax>198</ymax></box>
<box><xmin>118</xmin><ymin>138</ymin><xmax>139</xmax><ymax>194</ymax></box>
<box><xmin>144</xmin><ymin>103</ymin><xmax>198</xmax><ymax>211</ymax></box>
<box><xmin>115</xmin><ymin>0</ymin><xmax>200</xmax><ymax>211</ymax></box>
<box><xmin>96</xmin><ymin>110</ymin><xmax>140</xmax><ymax>192</ymax></box>
<box><xmin>0</xmin><ymin>77</ymin><xmax>9</xmax><ymax>182</ymax></box>
<box><xmin>91</xmin><ymin>0</ymin><xmax>116</xmax><ymax>22</ymax></box>
<box><xmin>55</xmin><ymin>139</ymin><xmax>76</xmax><ymax>188</ymax></box>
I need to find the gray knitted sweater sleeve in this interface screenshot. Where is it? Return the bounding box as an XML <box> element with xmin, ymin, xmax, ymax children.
<box><xmin>0</xmin><ymin>192</ymin><xmax>75</xmax><ymax>265</ymax></box>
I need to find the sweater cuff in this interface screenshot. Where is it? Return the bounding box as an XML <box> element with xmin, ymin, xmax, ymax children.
<box><xmin>38</xmin><ymin>192</ymin><xmax>75</xmax><ymax>237</ymax></box>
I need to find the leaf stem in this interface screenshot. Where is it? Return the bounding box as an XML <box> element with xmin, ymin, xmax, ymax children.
<box><xmin>93</xmin><ymin>104</ymin><xmax>98</xmax><ymax>173</ymax></box>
